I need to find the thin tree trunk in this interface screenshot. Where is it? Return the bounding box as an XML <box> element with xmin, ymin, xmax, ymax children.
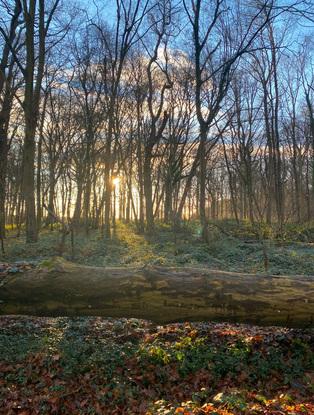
<box><xmin>144</xmin><ymin>148</ymin><xmax>154</xmax><ymax>233</ymax></box>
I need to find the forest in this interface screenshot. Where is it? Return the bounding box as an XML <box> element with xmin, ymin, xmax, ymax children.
<box><xmin>0</xmin><ymin>0</ymin><xmax>314</xmax><ymax>414</ymax></box>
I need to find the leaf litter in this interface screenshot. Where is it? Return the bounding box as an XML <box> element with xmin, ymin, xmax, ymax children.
<box><xmin>0</xmin><ymin>316</ymin><xmax>313</xmax><ymax>414</ymax></box>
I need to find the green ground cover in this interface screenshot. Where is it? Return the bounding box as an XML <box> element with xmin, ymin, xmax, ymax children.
<box><xmin>0</xmin><ymin>316</ymin><xmax>313</xmax><ymax>414</ymax></box>
<box><xmin>2</xmin><ymin>220</ymin><xmax>314</xmax><ymax>275</ymax></box>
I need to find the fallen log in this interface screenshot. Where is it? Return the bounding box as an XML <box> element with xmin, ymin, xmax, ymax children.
<box><xmin>0</xmin><ymin>257</ymin><xmax>313</xmax><ymax>327</ymax></box>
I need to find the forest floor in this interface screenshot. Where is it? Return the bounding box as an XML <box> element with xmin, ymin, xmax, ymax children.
<box><xmin>2</xmin><ymin>220</ymin><xmax>314</xmax><ymax>275</ymax></box>
<box><xmin>0</xmin><ymin>316</ymin><xmax>313</xmax><ymax>414</ymax></box>
<box><xmin>1</xmin><ymin>221</ymin><xmax>314</xmax><ymax>414</ymax></box>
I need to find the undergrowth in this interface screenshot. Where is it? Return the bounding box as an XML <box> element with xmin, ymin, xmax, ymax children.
<box><xmin>1</xmin><ymin>220</ymin><xmax>314</xmax><ymax>275</ymax></box>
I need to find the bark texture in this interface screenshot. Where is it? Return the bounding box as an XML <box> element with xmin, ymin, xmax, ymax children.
<box><xmin>0</xmin><ymin>258</ymin><xmax>313</xmax><ymax>327</ymax></box>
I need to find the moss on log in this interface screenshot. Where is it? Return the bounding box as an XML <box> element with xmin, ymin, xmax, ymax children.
<box><xmin>0</xmin><ymin>257</ymin><xmax>313</xmax><ymax>327</ymax></box>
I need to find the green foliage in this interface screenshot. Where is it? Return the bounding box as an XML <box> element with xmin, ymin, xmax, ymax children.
<box><xmin>213</xmin><ymin>391</ymin><xmax>248</xmax><ymax>411</ymax></box>
<box><xmin>282</xmin><ymin>222</ymin><xmax>314</xmax><ymax>242</ymax></box>
<box><xmin>137</xmin><ymin>331</ymin><xmax>312</xmax><ymax>386</ymax></box>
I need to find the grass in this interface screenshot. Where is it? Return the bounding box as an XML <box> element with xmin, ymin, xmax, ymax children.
<box><xmin>1</xmin><ymin>220</ymin><xmax>314</xmax><ymax>275</ymax></box>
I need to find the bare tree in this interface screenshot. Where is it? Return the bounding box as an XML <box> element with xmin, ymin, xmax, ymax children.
<box><xmin>0</xmin><ymin>0</ymin><xmax>22</xmax><ymax>244</ymax></box>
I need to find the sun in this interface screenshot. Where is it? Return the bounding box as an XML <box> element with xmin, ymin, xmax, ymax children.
<box><xmin>112</xmin><ymin>177</ymin><xmax>120</xmax><ymax>187</ymax></box>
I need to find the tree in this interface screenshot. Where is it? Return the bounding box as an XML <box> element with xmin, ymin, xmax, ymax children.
<box><xmin>0</xmin><ymin>0</ymin><xmax>22</xmax><ymax>244</ymax></box>
<box><xmin>183</xmin><ymin>0</ymin><xmax>275</xmax><ymax>241</ymax></box>
<box><xmin>19</xmin><ymin>0</ymin><xmax>61</xmax><ymax>242</ymax></box>
<box><xmin>95</xmin><ymin>0</ymin><xmax>150</xmax><ymax>238</ymax></box>
<box><xmin>142</xmin><ymin>0</ymin><xmax>173</xmax><ymax>232</ymax></box>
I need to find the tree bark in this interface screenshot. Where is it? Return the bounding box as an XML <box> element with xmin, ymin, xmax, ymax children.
<box><xmin>0</xmin><ymin>125</ymin><xmax>8</xmax><ymax>240</ymax></box>
<box><xmin>0</xmin><ymin>258</ymin><xmax>313</xmax><ymax>328</ymax></box>
<box><xmin>23</xmin><ymin>121</ymin><xmax>38</xmax><ymax>242</ymax></box>
<box><xmin>143</xmin><ymin>147</ymin><xmax>154</xmax><ymax>233</ymax></box>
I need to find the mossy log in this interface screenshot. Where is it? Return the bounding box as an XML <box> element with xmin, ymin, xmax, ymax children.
<box><xmin>0</xmin><ymin>257</ymin><xmax>313</xmax><ymax>327</ymax></box>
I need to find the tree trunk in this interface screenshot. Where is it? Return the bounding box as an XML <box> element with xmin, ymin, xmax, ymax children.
<box><xmin>0</xmin><ymin>127</ymin><xmax>8</xmax><ymax>240</ymax></box>
<box><xmin>144</xmin><ymin>148</ymin><xmax>154</xmax><ymax>233</ymax></box>
<box><xmin>0</xmin><ymin>0</ymin><xmax>22</xmax><ymax>240</ymax></box>
<box><xmin>23</xmin><ymin>121</ymin><xmax>38</xmax><ymax>243</ymax></box>
<box><xmin>0</xmin><ymin>258</ymin><xmax>313</xmax><ymax>328</ymax></box>
<box><xmin>72</xmin><ymin>179</ymin><xmax>83</xmax><ymax>227</ymax></box>
<box><xmin>164</xmin><ymin>173</ymin><xmax>172</xmax><ymax>223</ymax></box>
<box><xmin>199</xmin><ymin>130</ymin><xmax>210</xmax><ymax>242</ymax></box>
<box><xmin>137</xmin><ymin>141</ymin><xmax>145</xmax><ymax>233</ymax></box>
<box><xmin>104</xmin><ymin>168</ymin><xmax>112</xmax><ymax>238</ymax></box>
<box><xmin>46</xmin><ymin>164</ymin><xmax>56</xmax><ymax>229</ymax></box>
<box><xmin>36</xmin><ymin>94</ymin><xmax>47</xmax><ymax>231</ymax></box>
<box><xmin>36</xmin><ymin>132</ymin><xmax>43</xmax><ymax>230</ymax></box>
